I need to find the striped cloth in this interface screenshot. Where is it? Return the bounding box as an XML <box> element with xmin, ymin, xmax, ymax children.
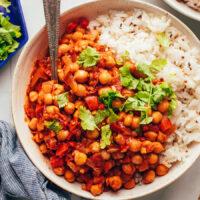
<box><xmin>0</xmin><ymin>121</ymin><xmax>71</xmax><ymax>200</ymax></box>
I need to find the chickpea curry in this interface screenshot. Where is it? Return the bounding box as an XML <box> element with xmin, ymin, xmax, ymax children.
<box><xmin>25</xmin><ymin>18</ymin><xmax>177</xmax><ymax>196</ymax></box>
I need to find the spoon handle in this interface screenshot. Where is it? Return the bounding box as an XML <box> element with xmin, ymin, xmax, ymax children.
<box><xmin>43</xmin><ymin>0</ymin><xmax>61</xmax><ymax>81</ymax></box>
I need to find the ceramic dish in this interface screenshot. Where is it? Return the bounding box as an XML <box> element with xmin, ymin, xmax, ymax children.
<box><xmin>12</xmin><ymin>0</ymin><xmax>200</xmax><ymax>199</ymax></box>
<box><xmin>164</xmin><ymin>0</ymin><xmax>200</xmax><ymax>21</ymax></box>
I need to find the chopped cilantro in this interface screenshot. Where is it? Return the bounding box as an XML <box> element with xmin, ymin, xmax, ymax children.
<box><xmin>116</xmin><ymin>50</ymin><xmax>130</xmax><ymax>65</ymax></box>
<box><xmin>156</xmin><ymin>32</ymin><xmax>171</xmax><ymax>48</ymax></box>
<box><xmin>57</xmin><ymin>92</ymin><xmax>68</xmax><ymax>108</ymax></box>
<box><xmin>79</xmin><ymin>106</ymin><xmax>97</xmax><ymax>131</ymax></box>
<box><xmin>100</xmin><ymin>125</ymin><xmax>112</xmax><ymax>149</ymax></box>
<box><xmin>99</xmin><ymin>89</ymin><xmax>124</xmax><ymax>108</ymax></box>
<box><xmin>94</xmin><ymin>109</ymin><xmax>110</xmax><ymax>125</ymax></box>
<box><xmin>0</xmin><ymin>0</ymin><xmax>11</xmax><ymax>12</ymax></box>
<box><xmin>44</xmin><ymin>120</ymin><xmax>62</xmax><ymax>133</ymax></box>
<box><xmin>119</xmin><ymin>64</ymin><xmax>139</xmax><ymax>89</ymax></box>
<box><xmin>108</xmin><ymin>108</ymin><xmax>119</xmax><ymax>123</ymax></box>
<box><xmin>78</xmin><ymin>47</ymin><xmax>100</xmax><ymax>67</ymax></box>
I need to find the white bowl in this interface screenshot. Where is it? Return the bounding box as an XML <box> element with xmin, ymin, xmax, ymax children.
<box><xmin>12</xmin><ymin>0</ymin><xmax>200</xmax><ymax>199</ymax></box>
<box><xmin>164</xmin><ymin>0</ymin><xmax>200</xmax><ymax>21</ymax></box>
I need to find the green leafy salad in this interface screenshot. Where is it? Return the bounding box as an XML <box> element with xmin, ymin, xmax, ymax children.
<box><xmin>0</xmin><ymin>0</ymin><xmax>22</xmax><ymax>61</ymax></box>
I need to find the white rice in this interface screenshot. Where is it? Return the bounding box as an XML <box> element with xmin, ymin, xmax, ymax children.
<box><xmin>89</xmin><ymin>10</ymin><xmax>200</xmax><ymax>167</ymax></box>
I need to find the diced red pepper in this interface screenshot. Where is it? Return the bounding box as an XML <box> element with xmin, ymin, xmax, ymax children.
<box><xmin>99</xmin><ymin>103</ymin><xmax>105</xmax><ymax>110</ymax></box>
<box><xmin>79</xmin><ymin>17</ymin><xmax>89</xmax><ymax>29</ymax></box>
<box><xmin>66</xmin><ymin>21</ymin><xmax>78</xmax><ymax>33</ymax></box>
<box><xmin>56</xmin><ymin>143</ymin><xmax>69</xmax><ymax>157</ymax></box>
<box><xmin>35</xmin><ymin>104</ymin><xmax>44</xmax><ymax>118</ymax></box>
<box><xmin>50</xmin><ymin>156</ymin><xmax>64</xmax><ymax>168</ymax></box>
<box><xmin>85</xmin><ymin>96</ymin><xmax>99</xmax><ymax>111</ymax></box>
<box><xmin>160</xmin><ymin>117</ymin><xmax>172</xmax><ymax>132</ymax></box>
<box><xmin>104</xmin><ymin>160</ymin><xmax>115</xmax><ymax>173</ymax></box>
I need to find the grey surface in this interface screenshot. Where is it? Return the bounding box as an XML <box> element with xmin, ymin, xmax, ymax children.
<box><xmin>0</xmin><ymin>0</ymin><xmax>199</xmax><ymax>199</ymax></box>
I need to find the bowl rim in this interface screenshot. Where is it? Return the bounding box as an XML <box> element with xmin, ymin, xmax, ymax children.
<box><xmin>163</xmin><ymin>0</ymin><xmax>200</xmax><ymax>21</ymax></box>
<box><xmin>12</xmin><ymin>0</ymin><xmax>200</xmax><ymax>199</ymax></box>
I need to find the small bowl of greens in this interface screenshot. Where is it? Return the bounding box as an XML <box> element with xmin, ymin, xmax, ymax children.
<box><xmin>0</xmin><ymin>0</ymin><xmax>28</xmax><ymax>68</ymax></box>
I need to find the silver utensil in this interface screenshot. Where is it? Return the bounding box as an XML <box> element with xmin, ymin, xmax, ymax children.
<box><xmin>43</xmin><ymin>0</ymin><xmax>61</xmax><ymax>81</ymax></box>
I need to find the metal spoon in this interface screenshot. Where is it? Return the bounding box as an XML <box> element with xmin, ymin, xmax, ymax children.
<box><xmin>43</xmin><ymin>0</ymin><xmax>61</xmax><ymax>81</ymax></box>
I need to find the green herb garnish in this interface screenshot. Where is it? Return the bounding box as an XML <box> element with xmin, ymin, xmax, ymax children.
<box><xmin>100</xmin><ymin>125</ymin><xmax>112</xmax><ymax>149</ymax></box>
<box><xmin>44</xmin><ymin>120</ymin><xmax>62</xmax><ymax>133</ymax></box>
<box><xmin>78</xmin><ymin>47</ymin><xmax>100</xmax><ymax>67</ymax></box>
<box><xmin>57</xmin><ymin>92</ymin><xmax>68</xmax><ymax>108</ymax></box>
<box><xmin>156</xmin><ymin>32</ymin><xmax>171</xmax><ymax>48</ymax></box>
<box><xmin>79</xmin><ymin>106</ymin><xmax>97</xmax><ymax>131</ymax></box>
<box><xmin>0</xmin><ymin>14</ymin><xmax>21</xmax><ymax>60</ymax></box>
<box><xmin>0</xmin><ymin>0</ymin><xmax>11</xmax><ymax>12</ymax></box>
<box><xmin>94</xmin><ymin>109</ymin><xmax>110</xmax><ymax>125</ymax></box>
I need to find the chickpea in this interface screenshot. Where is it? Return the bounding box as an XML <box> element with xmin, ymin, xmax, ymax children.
<box><xmin>46</xmin><ymin>106</ymin><xmax>59</xmax><ymax>114</ymax></box>
<box><xmin>112</xmin><ymin>99</ymin><xmax>123</xmax><ymax>109</ymax></box>
<box><xmin>86</xmin><ymin>129</ymin><xmax>99</xmax><ymax>139</ymax></box>
<box><xmin>57</xmin><ymin>130</ymin><xmax>69</xmax><ymax>141</ymax></box>
<box><xmin>43</xmin><ymin>93</ymin><xmax>53</xmax><ymax>105</ymax></box>
<box><xmin>122</xmin><ymin>164</ymin><xmax>135</xmax><ymax>175</ymax></box>
<box><xmin>131</xmin><ymin>116</ymin><xmax>140</xmax><ymax>129</ymax></box>
<box><xmin>38</xmin><ymin>91</ymin><xmax>44</xmax><ymax>104</ymax></box>
<box><xmin>74</xmin><ymin>150</ymin><xmax>87</xmax><ymax>166</ymax></box>
<box><xmin>144</xmin><ymin>131</ymin><xmax>157</xmax><ymax>142</ymax></box>
<box><xmin>99</xmin><ymin>70</ymin><xmax>112</xmax><ymax>85</ymax></box>
<box><xmin>138</xmin><ymin>160</ymin><xmax>149</xmax><ymax>172</ymax></box>
<box><xmin>64</xmin><ymin>102</ymin><xmax>75</xmax><ymax>114</ymax></box>
<box><xmin>107</xmin><ymin>176</ymin><xmax>122</xmax><ymax>191</ymax></box>
<box><xmin>124</xmin><ymin>179</ymin><xmax>136</xmax><ymax>189</ymax></box>
<box><xmin>69</xmin><ymin>63</ymin><xmax>79</xmax><ymax>73</ymax></box>
<box><xmin>72</xmin><ymin>31</ymin><xmax>83</xmax><ymax>41</ymax></box>
<box><xmin>74</xmin><ymin>70</ymin><xmax>89</xmax><ymax>83</ymax></box>
<box><xmin>33</xmin><ymin>133</ymin><xmax>43</xmax><ymax>144</ymax></box>
<box><xmin>157</xmin><ymin>131</ymin><xmax>167</xmax><ymax>143</ymax></box>
<box><xmin>148</xmin><ymin>153</ymin><xmax>159</xmax><ymax>165</ymax></box>
<box><xmin>58</xmin><ymin>69</ymin><xmax>65</xmax><ymax>81</ymax></box>
<box><xmin>75</xmin><ymin>84</ymin><xmax>87</xmax><ymax>97</ymax></box>
<box><xmin>132</xmin><ymin>154</ymin><xmax>143</xmax><ymax>165</ymax></box>
<box><xmin>122</xmin><ymin>89</ymin><xmax>134</xmax><ymax>98</ymax></box>
<box><xmin>28</xmin><ymin>118</ymin><xmax>38</xmax><ymax>130</ymax></box>
<box><xmin>98</xmin><ymin>87</ymin><xmax>111</xmax><ymax>96</ymax></box>
<box><xmin>53</xmin><ymin>167</ymin><xmax>65</xmax><ymax>176</ymax></box>
<box><xmin>101</xmin><ymin>150</ymin><xmax>111</xmax><ymax>160</ymax></box>
<box><xmin>89</xmin><ymin>142</ymin><xmax>100</xmax><ymax>153</ymax></box>
<box><xmin>153</xmin><ymin>142</ymin><xmax>164</xmax><ymax>153</ymax></box>
<box><xmin>42</xmin><ymin>81</ymin><xmax>53</xmax><ymax>93</ymax></box>
<box><xmin>128</xmin><ymin>139</ymin><xmax>142</xmax><ymax>152</ymax></box>
<box><xmin>158</xmin><ymin>99</ymin><xmax>170</xmax><ymax>113</ymax></box>
<box><xmin>90</xmin><ymin>184</ymin><xmax>103</xmax><ymax>196</ymax></box>
<box><xmin>114</xmin><ymin>134</ymin><xmax>125</xmax><ymax>145</ymax></box>
<box><xmin>119</xmin><ymin>112</ymin><xmax>126</xmax><ymax>121</ymax></box>
<box><xmin>143</xmin><ymin>170</ymin><xmax>156</xmax><ymax>184</ymax></box>
<box><xmin>53</xmin><ymin>84</ymin><xmax>65</xmax><ymax>95</ymax></box>
<box><xmin>141</xmin><ymin>140</ymin><xmax>153</xmax><ymax>154</ymax></box>
<box><xmin>105</xmin><ymin>55</ymin><xmax>116</xmax><ymax>67</ymax></box>
<box><xmin>37</xmin><ymin>121</ymin><xmax>44</xmax><ymax>131</ymax></box>
<box><xmin>152</xmin><ymin>111</ymin><xmax>163</xmax><ymax>124</ymax></box>
<box><xmin>29</xmin><ymin>91</ymin><xmax>38</xmax><ymax>102</ymax></box>
<box><xmin>124</xmin><ymin>114</ymin><xmax>133</xmax><ymax>127</ymax></box>
<box><xmin>58</xmin><ymin>44</ymin><xmax>70</xmax><ymax>54</ymax></box>
<box><xmin>64</xmin><ymin>170</ymin><xmax>75</xmax><ymax>183</ymax></box>
<box><xmin>73</xmin><ymin>110</ymin><xmax>79</xmax><ymax>119</ymax></box>
<box><xmin>74</xmin><ymin>100</ymin><xmax>84</xmax><ymax>109</ymax></box>
<box><xmin>62</xmin><ymin>55</ymin><xmax>72</xmax><ymax>65</ymax></box>
<box><xmin>156</xmin><ymin>164</ymin><xmax>169</xmax><ymax>176</ymax></box>
<box><xmin>39</xmin><ymin>143</ymin><xmax>48</xmax><ymax>154</ymax></box>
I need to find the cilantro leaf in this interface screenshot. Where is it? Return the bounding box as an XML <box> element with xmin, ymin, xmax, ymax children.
<box><xmin>119</xmin><ymin>64</ymin><xmax>139</xmax><ymax>89</ymax></box>
<box><xmin>137</xmin><ymin>59</ymin><xmax>167</xmax><ymax>78</ymax></box>
<box><xmin>94</xmin><ymin>109</ymin><xmax>110</xmax><ymax>124</ymax></box>
<box><xmin>79</xmin><ymin>106</ymin><xmax>97</xmax><ymax>131</ymax></box>
<box><xmin>0</xmin><ymin>14</ymin><xmax>21</xmax><ymax>60</ymax></box>
<box><xmin>168</xmin><ymin>93</ymin><xmax>177</xmax><ymax>116</ymax></box>
<box><xmin>108</xmin><ymin>108</ymin><xmax>119</xmax><ymax>123</ymax></box>
<box><xmin>100</xmin><ymin>125</ymin><xmax>112</xmax><ymax>149</ymax></box>
<box><xmin>0</xmin><ymin>0</ymin><xmax>11</xmax><ymax>12</ymax></box>
<box><xmin>57</xmin><ymin>92</ymin><xmax>68</xmax><ymax>108</ymax></box>
<box><xmin>156</xmin><ymin>32</ymin><xmax>171</xmax><ymax>48</ymax></box>
<box><xmin>116</xmin><ymin>50</ymin><xmax>130</xmax><ymax>65</ymax></box>
<box><xmin>44</xmin><ymin>120</ymin><xmax>62</xmax><ymax>133</ymax></box>
<box><xmin>78</xmin><ymin>47</ymin><xmax>100</xmax><ymax>67</ymax></box>
<box><xmin>99</xmin><ymin>90</ymin><xmax>124</xmax><ymax>108</ymax></box>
